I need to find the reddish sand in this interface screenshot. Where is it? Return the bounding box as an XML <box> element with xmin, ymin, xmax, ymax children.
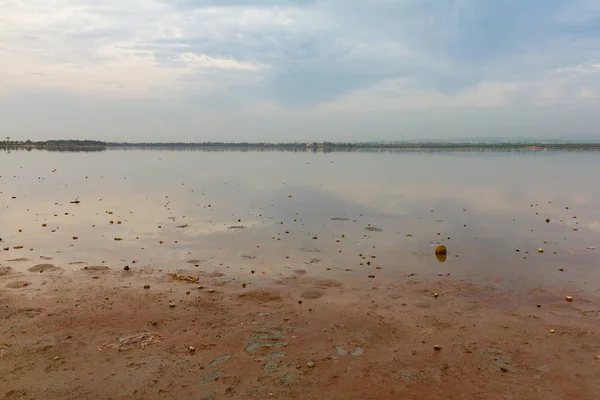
<box><xmin>1</xmin><ymin>266</ymin><xmax>600</xmax><ymax>400</ymax></box>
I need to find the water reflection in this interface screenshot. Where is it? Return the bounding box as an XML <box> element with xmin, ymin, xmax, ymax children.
<box><xmin>1</xmin><ymin>149</ymin><xmax>599</xmax><ymax>289</ymax></box>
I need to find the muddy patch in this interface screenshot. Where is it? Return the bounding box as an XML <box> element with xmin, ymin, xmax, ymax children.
<box><xmin>300</xmin><ymin>290</ymin><xmax>324</xmax><ymax>299</ymax></box>
<box><xmin>83</xmin><ymin>266</ymin><xmax>110</xmax><ymax>272</ymax></box>
<box><xmin>238</xmin><ymin>290</ymin><xmax>282</xmax><ymax>303</ymax></box>
<box><xmin>6</xmin><ymin>280</ymin><xmax>32</xmax><ymax>289</ymax></box>
<box><xmin>300</xmin><ymin>278</ymin><xmax>342</xmax><ymax>289</ymax></box>
<box><xmin>28</xmin><ymin>264</ymin><xmax>60</xmax><ymax>273</ymax></box>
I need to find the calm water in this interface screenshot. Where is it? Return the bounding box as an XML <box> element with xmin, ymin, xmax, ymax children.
<box><xmin>1</xmin><ymin>149</ymin><xmax>599</xmax><ymax>289</ymax></box>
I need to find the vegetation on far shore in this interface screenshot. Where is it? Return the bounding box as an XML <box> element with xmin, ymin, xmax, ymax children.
<box><xmin>2</xmin><ymin>138</ymin><xmax>600</xmax><ymax>152</ymax></box>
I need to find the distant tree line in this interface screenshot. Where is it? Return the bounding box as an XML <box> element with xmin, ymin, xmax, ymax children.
<box><xmin>1</xmin><ymin>139</ymin><xmax>600</xmax><ymax>152</ymax></box>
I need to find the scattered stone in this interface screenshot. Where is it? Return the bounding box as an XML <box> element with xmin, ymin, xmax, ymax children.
<box><xmin>549</xmin><ymin>329</ymin><xmax>556</xmax><ymax>334</ymax></box>
<box><xmin>189</xmin><ymin>346</ymin><xmax>196</xmax><ymax>353</ymax></box>
<box><xmin>537</xmin><ymin>248</ymin><xmax>544</xmax><ymax>254</ymax></box>
<box><xmin>434</xmin><ymin>345</ymin><xmax>442</xmax><ymax>351</ymax></box>
<box><xmin>123</xmin><ymin>266</ymin><xmax>130</xmax><ymax>271</ymax></box>
<box><xmin>307</xmin><ymin>361</ymin><xmax>315</xmax><ymax>368</ymax></box>
<box><xmin>433</xmin><ymin>293</ymin><xmax>439</xmax><ymax>298</ymax></box>
<box><xmin>114</xmin><ymin>237</ymin><xmax>123</xmax><ymax>241</ymax></box>
<box><xmin>169</xmin><ymin>302</ymin><xmax>176</xmax><ymax>308</ymax></box>
<box><xmin>566</xmin><ymin>296</ymin><xmax>573</xmax><ymax>302</ymax></box>
<box><xmin>143</xmin><ymin>285</ymin><xmax>150</xmax><ymax>289</ymax></box>
<box><xmin>368</xmin><ymin>275</ymin><xmax>375</xmax><ymax>278</ymax></box>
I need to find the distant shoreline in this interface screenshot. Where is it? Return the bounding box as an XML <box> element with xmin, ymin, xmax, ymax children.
<box><xmin>2</xmin><ymin>140</ymin><xmax>600</xmax><ymax>152</ymax></box>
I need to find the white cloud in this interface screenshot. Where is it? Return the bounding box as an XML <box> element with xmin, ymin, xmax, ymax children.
<box><xmin>178</xmin><ymin>53</ymin><xmax>262</xmax><ymax>71</ymax></box>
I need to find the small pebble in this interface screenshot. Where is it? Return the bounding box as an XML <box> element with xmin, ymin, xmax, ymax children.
<box><xmin>169</xmin><ymin>302</ymin><xmax>175</xmax><ymax>308</ymax></box>
<box><xmin>565</xmin><ymin>296</ymin><xmax>573</xmax><ymax>302</ymax></box>
<box><xmin>143</xmin><ymin>285</ymin><xmax>150</xmax><ymax>289</ymax></box>
<box><xmin>549</xmin><ymin>329</ymin><xmax>556</xmax><ymax>334</ymax></box>
<box><xmin>433</xmin><ymin>345</ymin><xmax>442</xmax><ymax>351</ymax></box>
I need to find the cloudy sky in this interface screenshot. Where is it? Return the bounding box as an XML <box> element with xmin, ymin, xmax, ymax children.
<box><xmin>1</xmin><ymin>0</ymin><xmax>600</xmax><ymax>142</ymax></box>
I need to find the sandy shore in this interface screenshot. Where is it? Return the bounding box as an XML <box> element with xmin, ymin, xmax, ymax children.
<box><xmin>1</xmin><ymin>264</ymin><xmax>600</xmax><ymax>400</ymax></box>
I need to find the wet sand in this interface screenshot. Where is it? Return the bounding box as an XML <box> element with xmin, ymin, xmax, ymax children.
<box><xmin>1</xmin><ymin>265</ymin><xmax>600</xmax><ymax>400</ymax></box>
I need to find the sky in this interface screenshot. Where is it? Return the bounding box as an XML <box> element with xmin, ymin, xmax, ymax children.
<box><xmin>1</xmin><ymin>0</ymin><xmax>600</xmax><ymax>142</ymax></box>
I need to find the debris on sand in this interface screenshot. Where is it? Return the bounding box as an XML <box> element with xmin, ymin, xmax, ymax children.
<box><xmin>168</xmin><ymin>273</ymin><xmax>199</xmax><ymax>283</ymax></box>
<box><xmin>114</xmin><ymin>237</ymin><xmax>123</xmax><ymax>241</ymax></box>
<box><xmin>98</xmin><ymin>332</ymin><xmax>162</xmax><ymax>351</ymax></box>
<box><xmin>537</xmin><ymin>248</ymin><xmax>544</xmax><ymax>254</ymax></box>
<box><xmin>566</xmin><ymin>296</ymin><xmax>573</xmax><ymax>302</ymax></box>
<box><xmin>0</xmin><ymin>344</ymin><xmax>8</xmax><ymax>358</ymax></box>
<box><xmin>365</xmin><ymin>226</ymin><xmax>382</xmax><ymax>232</ymax></box>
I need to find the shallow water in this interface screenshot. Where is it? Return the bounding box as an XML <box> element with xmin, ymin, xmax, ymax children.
<box><xmin>1</xmin><ymin>149</ymin><xmax>599</xmax><ymax>289</ymax></box>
